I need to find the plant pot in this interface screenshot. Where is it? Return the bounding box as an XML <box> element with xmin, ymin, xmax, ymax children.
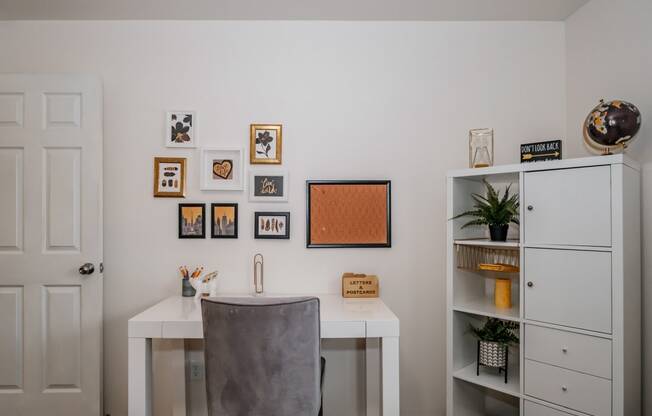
<box><xmin>489</xmin><ymin>224</ymin><xmax>509</xmax><ymax>241</ymax></box>
<box><xmin>478</xmin><ymin>340</ymin><xmax>507</xmax><ymax>368</ymax></box>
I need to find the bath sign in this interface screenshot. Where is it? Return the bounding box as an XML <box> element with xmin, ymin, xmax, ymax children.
<box><xmin>520</xmin><ymin>140</ymin><xmax>562</xmax><ymax>163</ymax></box>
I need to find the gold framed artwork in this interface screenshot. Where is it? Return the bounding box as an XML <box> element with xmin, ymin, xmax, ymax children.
<box><xmin>250</xmin><ymin>124</ymin><xmax>282</xmax><ymax>164</ymax></box>
<box><xmin>154</xmin><ymin>157</ymin><xmax>186</xmax><ymax>197</ymax></box>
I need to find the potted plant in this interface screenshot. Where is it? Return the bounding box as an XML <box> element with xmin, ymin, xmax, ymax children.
<box><xmin>469</xmin><ymin>318</ymin><xmax>519</xmax><ymax>383</ymax></box>
<box><xmin>452</xmin><ymin>179</ymin><xmax>519</xmax><ymax>241</ymax></box>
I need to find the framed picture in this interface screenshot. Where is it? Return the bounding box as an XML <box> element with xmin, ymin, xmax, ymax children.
<box><xmin>254</xmin><ymin>212</ymin><xmax>290</xmax><ymax>239</ymax></box>
<box><xmin>249</xmin><ymin>170</ymin><xmax>289</xmax><ymax>202</ymax></box>
<box><xmin>250</xmin><ymin>124</ymin><xmax>282</xmax><ymax>164</ymax></box>
<box><xmin>200</xmin><ymin>148</ymin><xmax>244</xmax><ymax>191</ymax></box>
<box><xmin>211</xmin><ymin>203</ymin><xmax>238</xmax><ymax>238</ymax></box>
<box><xmin>166</xmin><ymin>111</ymin><xmax>196</xmax><ymax>148</ymax></box>
<box><xmin>306</xmin><ymin>180</ymin><xmax>391</xmax><ymax>248</ymax></box>
<box><xmin>154</xmin><ymin>157</ymin><xmax>186</xmax><ymax>197</ymax></box>
<box><xmin>178</xmin><ymin>203</ymin><xmax>205</xmax><ymax>239</ymax></box>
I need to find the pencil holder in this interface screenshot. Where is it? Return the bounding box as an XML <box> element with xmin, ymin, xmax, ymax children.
<box><xmin>182</xmin><ymin>279</ymin><xmax>196</xmax><ymax>297</ymax></box>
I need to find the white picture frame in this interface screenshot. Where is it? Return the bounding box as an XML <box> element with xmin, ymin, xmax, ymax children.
<box><xmin>249</xmin><ymin>169</ymin><xmax>289</xmax><ymax>202</ymax></box>
<box><xmin>166</xmin><ymin>111</ymin><xmax>196</xmax><ymax>148</ymax></box>
<box><xmin>200</xmin><ymin>147</ymin><xmax>244</xmax><ymax>191</ymax></box>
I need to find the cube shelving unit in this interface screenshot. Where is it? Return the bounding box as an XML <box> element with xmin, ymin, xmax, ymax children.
<box><xmin>446</xmin><ymin>155</ymin><xmax>641</xmax><ymax>416</ymax></box>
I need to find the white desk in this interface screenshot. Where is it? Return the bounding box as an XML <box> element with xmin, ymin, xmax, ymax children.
<box><xmin>128</xmin><ymin>294</ymin><xmax>400</xmax><ymax>416</ymax></box>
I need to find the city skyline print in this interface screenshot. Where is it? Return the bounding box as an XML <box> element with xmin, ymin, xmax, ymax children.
<box><xmin>178</xmin><ymin>203</ymin><xmax>205</xmax><ymax>239</ymax></box>
<box><xmin>211</xmin><ymin>203</ymin><xmax>238</xmax><ymax>239</ymax></box>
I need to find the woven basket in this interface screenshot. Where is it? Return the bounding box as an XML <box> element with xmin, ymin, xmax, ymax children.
<box><xmin>478</xmin><ymin>341</ymin><xmax>507</xmax><ymax>368</ymax></box>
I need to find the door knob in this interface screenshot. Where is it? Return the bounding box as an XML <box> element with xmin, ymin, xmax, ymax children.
<box><xmin>561</xmin><ymin>385</ymin><xmax>568</xmax><ymax>392</ymax></box>
<box><xmin>79</xmin><ymin>263</ymin><xmax>95</xmax><ymax>275</ymax></box>
<box><xmin>527</xmin><ymin>205</ymin><xmax>534</xmax><ymax>211</ymax></box>
<box><xmin>527</xmin><ymin>281</ymin><xmax>534</xmax><ymax>288</ymax></box>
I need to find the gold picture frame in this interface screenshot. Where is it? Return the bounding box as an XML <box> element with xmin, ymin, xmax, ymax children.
<box><xmin>250</xmin><ymin>124</ymin><xmax>282</xmax><ymax>164</ymax></box>
<box><xmin>154</xmin><ymin>157</ymin><xmax>186</xmax><ymax>197</ymax></box>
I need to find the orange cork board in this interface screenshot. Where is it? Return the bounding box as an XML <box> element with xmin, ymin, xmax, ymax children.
<box><xmin>307</xmin><ymin>181</ymin><xmax>391</xmax><ymax>247</ymax></box>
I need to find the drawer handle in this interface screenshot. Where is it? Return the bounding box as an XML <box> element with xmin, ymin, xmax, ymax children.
<box><xmin>562</xmin><ymin>347</ymin><xmax>568</xmax><ymax>353</ymax></box>
<box><xmin>527</xmin><ymin>281</ymin><xmax>534</xmax><ymax>288</ymax></box>
<box><xmin>561</xmin><ymin>385</ymin><xmax>568</xmax><ymax>392</ymax></box>
<box><xmin>527</xmin><ymin>205</ymin><xmax>534</xmax><ymax>211</ymax></box>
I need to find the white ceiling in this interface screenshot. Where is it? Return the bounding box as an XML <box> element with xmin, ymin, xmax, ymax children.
<box><xmin>0</xmin><ymin>0</ymin><xmax>589</xmax><ymax>21</ymax></box>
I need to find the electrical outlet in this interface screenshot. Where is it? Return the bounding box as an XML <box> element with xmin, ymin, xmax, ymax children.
<box><xmin>190</xmin><ymin>361</ymin><xmax>203</xmax><ymax>381</ymax></box>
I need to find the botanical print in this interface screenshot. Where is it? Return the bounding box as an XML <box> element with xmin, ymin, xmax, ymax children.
<box><xmin>212</xmin><ymin>159</ymin><xmax>233</xmax><ymax>180</ymax></box>
<box><xmin>255</xmin><ymin>130</ymin><xmax>277</xmax><ymax>159</ymax></box>
<box><xmin>254</xmin><ymin>212</ymin><xmax>290</xmax><ymax>239</ymax></box>
<box><xmin>212</xmin><ymin>204</ymin><xmax>237</xmax><ymax>238</ymax></box>
<box><xmin>154</xmin><ymin>157</ymin><xmax>186</xmax><ymax>197</ymax></box>
<box><xmin>250</xmin><ymin>124</ymin><xmax>282</xmax><ymax>164</ymax></box>
<box><xmin>167</xmin><ymin>112</ymin><xmax>195</xmax><ymax>147</ymax></box>
<box><xmin>179</xmin><ymin>204</ymin><xmax>204</xmax><ymax>238</ymax></box>
<box><xmin>254</xmin><ymin>175</ymin><xmax>283</xmax><ymax>197</ymax></box>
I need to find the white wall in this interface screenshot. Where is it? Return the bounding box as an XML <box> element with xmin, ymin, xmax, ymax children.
<box><xmin>565</xmin><ymin>0</ymin><xmax>652</xmax><ymax>412</ymax></box>
<box><xmin>0</xmin><ymin>21</ymin><xmax>565</xmax><ymax>416</ymax></box>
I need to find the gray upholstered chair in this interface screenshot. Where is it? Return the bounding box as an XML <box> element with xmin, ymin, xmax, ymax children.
<box><xmin>201</xmin><ymin>297</ymin><xmax>324</xmax><ymax>416</ymax></box>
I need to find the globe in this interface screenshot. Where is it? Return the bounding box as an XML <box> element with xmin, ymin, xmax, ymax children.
<box><xmin>584</xmin><ymin>99</ymin><xmax>642</xmax><ymax>153</ymax></box>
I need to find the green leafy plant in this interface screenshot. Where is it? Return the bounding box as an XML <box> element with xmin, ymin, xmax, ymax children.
<box><xmin>469</xmin><ymin>318</ymin><xmax>519</xmax><ymax>345</ymax></box>
<box><xmin>452</xmin><ymin>179</ymin><xmax>519</xmax><ymax>228</ymax></box>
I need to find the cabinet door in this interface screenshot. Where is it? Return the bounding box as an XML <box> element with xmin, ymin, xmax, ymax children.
<box><xmin>524</xmin><ymin>248</ymin><xmax>612</xmax><ymax>333</ymax></box>
<box><xmin>524</xmin><ymin>166</ymin><xmax>611</xmax><ymax>247</ymax></box>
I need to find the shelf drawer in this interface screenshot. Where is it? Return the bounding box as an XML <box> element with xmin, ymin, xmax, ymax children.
<box><xmin>524</xmin><ymin>165</ymin><xmax>611</xmax><ymax>247</ymax></box>
<box><xmin>525</xmin><ymin>324</ymin><xmax>611</xmax><ymax>379</ymax></box>
<box><xmin>524</xmin><ymin>400</ymin><xmax>574</xmax><ymax>416</ymax></box>
<box><xmin>524</xmin><ymin>248</ymin><xmax>612</xmax><ymax>333</ymax></box>
<box><xmin>525</xmin><ymin>360</ymin><xmax>611</xmax><ymax>416</ymax></box>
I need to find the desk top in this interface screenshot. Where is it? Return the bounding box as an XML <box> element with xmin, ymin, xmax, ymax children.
<box><xmin>129</xmin><ymin>294</ymin><xmax>399</xmax><ymax>339</ymax></box>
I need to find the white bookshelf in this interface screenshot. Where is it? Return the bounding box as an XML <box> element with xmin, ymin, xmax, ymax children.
<box><xmin>446</xmin><ymin>155</ymin><xmax>641</xmax><ymax>416</ymax></box>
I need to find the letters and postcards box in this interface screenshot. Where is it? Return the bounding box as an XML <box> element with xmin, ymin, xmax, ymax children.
<box><xmin>342</xmin><ymin>273</ymin><xmax>379</xmax><ymax>298</ymax></box>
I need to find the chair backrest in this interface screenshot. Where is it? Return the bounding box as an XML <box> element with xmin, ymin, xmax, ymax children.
<box><xmin>201</xmin><ymin>296</ymin><xmax>321</xmax><ymax>416</ymax></box>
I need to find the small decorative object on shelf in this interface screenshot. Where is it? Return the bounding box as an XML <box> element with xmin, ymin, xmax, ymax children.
<box><xmin>494</xmin><ymin>278</ymin><xmax>511</xmax><ymax>309</ymax></box>
<box><xmin>520</xmin><ymin>140</ymin><xmax>562</xmax><ymax>163</ymax></box>
<box><xmin>583</xmin><ymin>99</ymin><xmax>641</xmax><ymax>154</ymax></box>
<box><xmin>469</xmin><ymin>318</ymin><xmax>519</xmax><ymax>383</ymax></box>
<box><xmin>469</xmin><ymin>128</ymin><xmax>494</xmax><ymax>168</ymax></box>
<box><xmin>451</xmin><ymin>179</ymin><xmax>519</xmax><ymax>241</ymax></box>
<box><xmin>341</xmin><ymin>273</ymin><xmax>379</xmax><ymax>298</ymax></box>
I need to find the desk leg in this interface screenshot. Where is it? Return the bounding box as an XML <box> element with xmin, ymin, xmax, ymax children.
<box><xmin>129</xmin><ymin>337</ymin><xmax>152</xmax><ymax>416</ymax></box>
<box><xmin>366</xmin><ymin>338</ymin><xmax>381</xmax><ymax>416</ymax></box>
<box><xmin>381</xmin><ymin>336</ymin><xmax>400</xmax><ymax>416</ymax></box>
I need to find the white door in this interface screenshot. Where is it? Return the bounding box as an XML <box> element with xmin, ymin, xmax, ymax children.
<box><xmin>0</xmin><ymin>74</ymin><xmax>102</xmax><ymax>415</ymax></box>
<box><xmin>523</xmin><ymin>166</ymin><xmax>612</xmax><ymax>247</ymax></box>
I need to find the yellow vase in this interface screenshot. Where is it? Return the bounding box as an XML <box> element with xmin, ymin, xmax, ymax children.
<box><xmin>494</xmin><ymin>278</ymin><xmax>512</xmax><ymax>309</ymax></box>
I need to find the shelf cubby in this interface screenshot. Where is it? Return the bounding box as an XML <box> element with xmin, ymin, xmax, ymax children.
<box><xmin>452</xmin><ymin>378</ymin><xmax>520</xmax><ymax>416</ymax></box>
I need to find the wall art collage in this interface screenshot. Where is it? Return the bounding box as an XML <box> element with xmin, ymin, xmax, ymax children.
<box><xmin>156</xmin><ymin>111</ymin><xmax>392</xmax><ymax>248</ymax></box>
<box><xmin>156</xmin><ymin>112</ymin><xmax>289</xmax><ymax>240</ymax></box>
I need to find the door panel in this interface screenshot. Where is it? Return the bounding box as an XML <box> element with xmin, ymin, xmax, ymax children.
<box><xmin>0</xmin><ymin>148</ymin><xmax>23</xmax><ymax>251</ymax></box>
<box><xmin>524</xmin><ymin>166</ymin><xmax>611</xmax><ymax>247</ymax></box>
<box><xmin>44</xmin><ymin>147</ymin><xmax>81</xmax><ymax>252</ymax></box>
<box><xmin>0</xmin><ymin>287</ymin><xmax>23</xmax><ymax>391</ymax></box>
<box><xmin>0</xmin><ymin>74</ymin><xmax>102</xmax><ymax>415</ymax></box>
<box><xmin>42</xmin><ymin>286</ymin><xmax>82</xmax><ymax>391</ymax></box>
<box><xmin>524</xmin><ymin>248</ymin><xmax>612</xmax><ymax>333</ymax></box>
<box><xmin>0</xmin><ymin>93</ymin><xmax>24</xmax><ymax>126</ymax></box>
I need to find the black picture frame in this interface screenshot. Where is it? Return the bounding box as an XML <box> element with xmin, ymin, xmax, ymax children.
<box><xmin>210</xmin><ymin>203</ymin><xmax>238</xmax><ymax>239</ymax></box>
<box><xmin>306</xmin><ymin>180</ymin><xmax>391</xmax><ymax>248</ymax></box>
<box><xmin>254</xmin><ymin>212</ymin><xmax>290</xmax><ymax>239</ymax></box>
<box><xmin>178</xmin><ymin>203</ymin><xmax>205</xmax><ymax>239</ymax></box>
